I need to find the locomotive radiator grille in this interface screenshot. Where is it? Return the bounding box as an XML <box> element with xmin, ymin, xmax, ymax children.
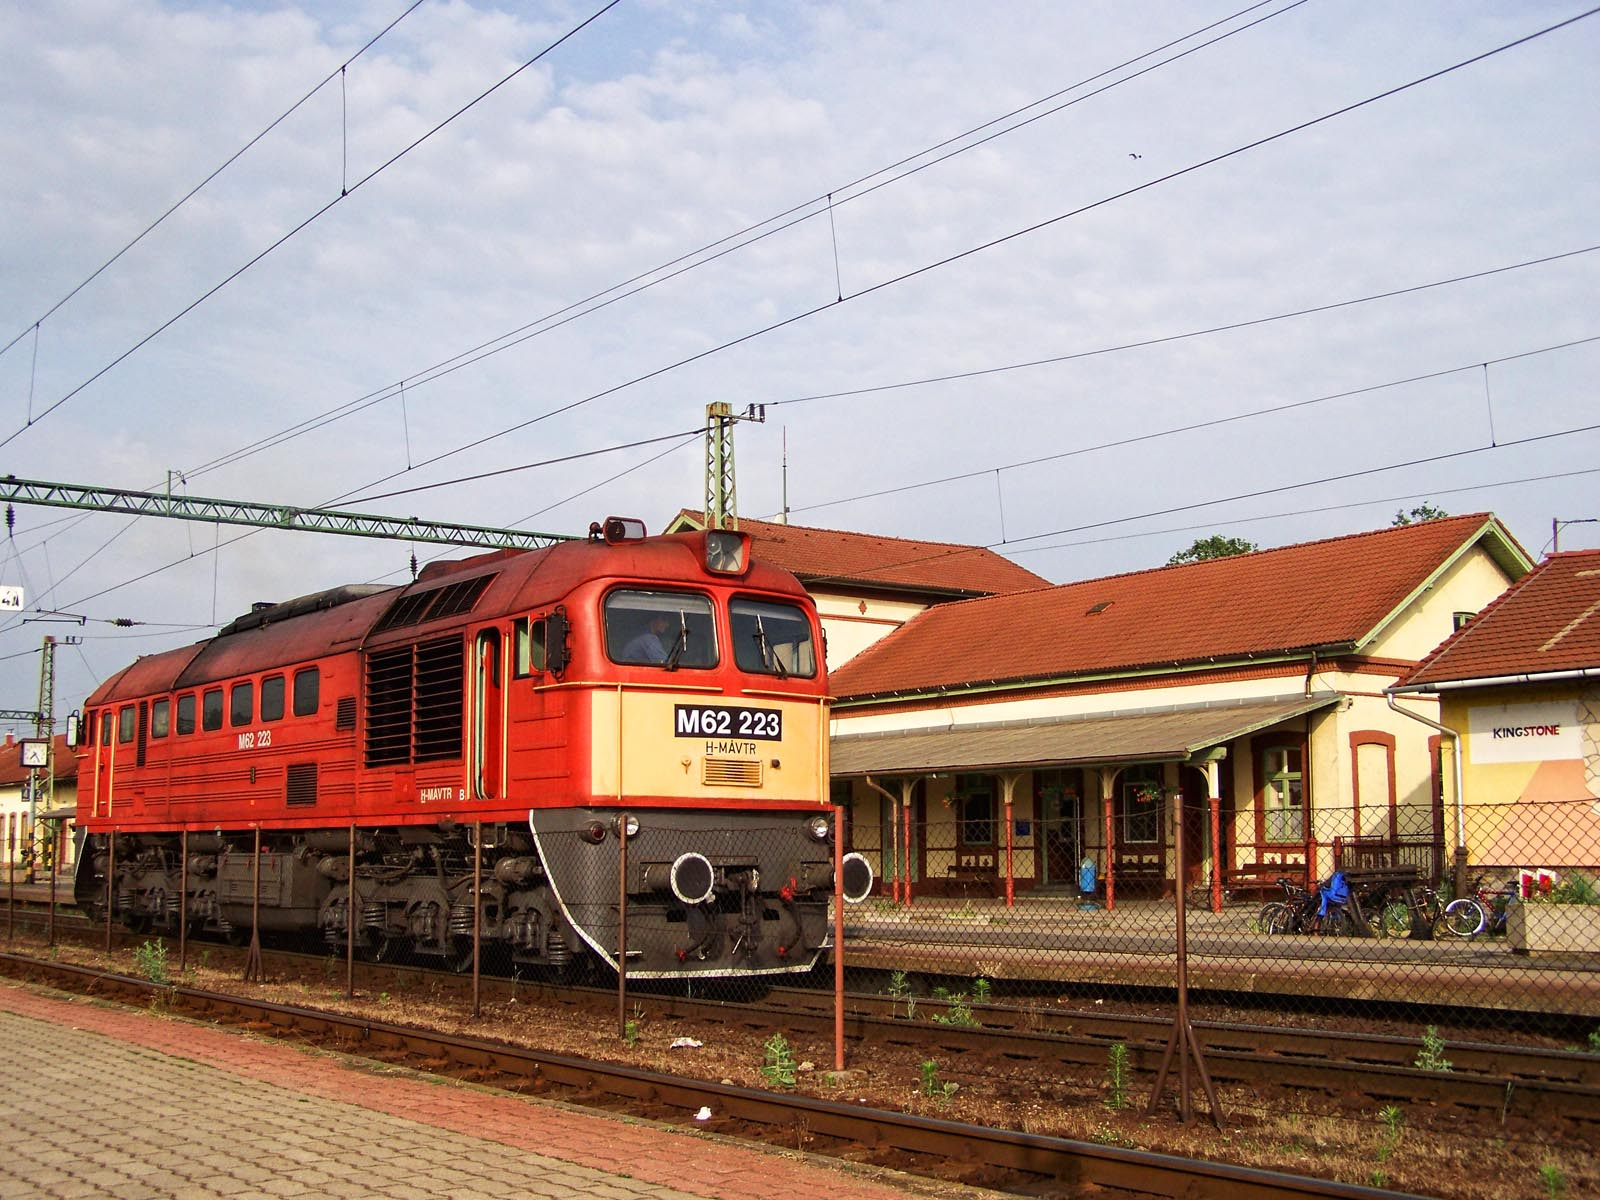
<box><xmin>701</xmin><ymin>758</ymin><xmax>762</xmax><ymax>787</ymax></box>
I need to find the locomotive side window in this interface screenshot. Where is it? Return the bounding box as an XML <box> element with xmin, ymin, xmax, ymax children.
<box><xmin>230</xmin><ymin>682</ymin><xmax>254</xmax><ymax>727</ymax></box>
<box><xmin>730</xmin><ymin>597</ymin><xmax>818</xmax><ymax>679</ymax></box>
<box><xmin>513</xmin><ymin>616</ymin><xmax>546</xmax><ymax>677</ymax></box>
<box><xmin>176</xmin><ymin>694</ymin><xmax>196</xmax><ymax>735</ymax></box>
<box><xmin>261</xmin><ymin>675</ymin><xmax>285</xmax><ymax>722</ymax></box>
<box><xmin>151</xmin><ymin>698</ymin><xmax>170</xmax><ymax>739</ymax></box>
<box><xmin>202</xmin><ymin>688</ymin><xmax>224</xmax><ymax>732</ymax></box>
<box><xmin>118</xmin><ymin>706</ymin><xmax>136</xmax><ymax>743</ymax></box>
<box><xmin>605</xmin><ymin>590</ymin><xmax>716</xmax><ymax>669</ymax></box>
<box><xmin>99</xmin><ymin>711</ymin><xmax>113</xmax><ymax>745</ymax></box>
<box><xmin>292</xmin><ymin>668</ymin><xmax>319</xmax><ymax>716</ymax></box>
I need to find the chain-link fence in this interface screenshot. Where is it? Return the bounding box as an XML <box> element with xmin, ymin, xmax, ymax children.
<box><xmin>840</xmin><ymin>797</ymin><xmax>1599</xmax><ymax>1035</ymax></box>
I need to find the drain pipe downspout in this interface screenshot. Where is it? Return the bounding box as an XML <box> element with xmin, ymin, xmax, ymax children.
<box><xmin>1385</xmin><ymin>691</ymin><xmax>1466</xmax><ymax>892</ymax></box>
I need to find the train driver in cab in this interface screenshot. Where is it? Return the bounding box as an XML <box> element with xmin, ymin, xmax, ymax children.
<box><xmin>624</xmin><ymin>612</ymin><xmax>672</xmax><ymax>663</ymax></box>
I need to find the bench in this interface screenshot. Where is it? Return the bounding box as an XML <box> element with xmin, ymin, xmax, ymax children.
<box><xmin>1225</xmin><ymin>861</ymin><xmax>1305</xmax><ymax>896</ymax></box>
<box><xmin>1108</xmin><ymin>858</ymin><xmax>1164</xmax><ymax>897</ymax></box>
<box><xmin>946</xmin><ymin>849</ymin><xmax>999</xmax><ymax>895</ymax></box>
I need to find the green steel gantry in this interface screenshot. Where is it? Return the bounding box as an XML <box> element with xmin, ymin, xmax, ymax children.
<box><xmin>0</xmin><ymin>475</ymin><xmax>577</xmax><ymax>550</ymax></box>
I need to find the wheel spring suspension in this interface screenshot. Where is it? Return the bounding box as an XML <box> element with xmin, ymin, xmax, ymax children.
<box><xmin>545</xmin><ymin>929</ymin><xmax>571</xmax><ymax>966</ymax></box>
<box><xmin>447</xmin><ymin>899</ymin><xmax>476</xmax><ymax>938</ymax></box>
<box><xmin>361</xmin><ymin>901</ymin><xmax>387</xmax><ymax>930</ymax></box>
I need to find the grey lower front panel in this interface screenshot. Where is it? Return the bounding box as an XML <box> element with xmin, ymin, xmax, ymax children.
<box><xmin>528</xmin><ymin>807</ymin><xmax>835</xmax><ymax>978</ymax></box>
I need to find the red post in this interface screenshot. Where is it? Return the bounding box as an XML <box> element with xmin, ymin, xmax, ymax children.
<box><xmin>1004</xmin><ymin>792</ymin><xmax>1015</xmax><ymax>907</ymax></box>
<box><xmin>904</xmin><ymin>799</ymin><xmax>914</xmax><ymax>908</ymax></box>
<box><xmin>890</xmin><ymin>799</ymin><xmax>901</xmax><ymax>905</ymax></box>
<box><xmin>833</xmin><ymin>804</ymin><xmax>845</xmax><ymax>1072</ymax></box>
<box><xmin>1104</xmin><ymin>800</ymin><xmax>1116</xmax><ymax>911</ymax></box>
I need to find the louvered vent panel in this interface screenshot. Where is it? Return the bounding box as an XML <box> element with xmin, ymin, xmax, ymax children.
<box><xmin>286</xmin><ymin>763</ymin><xmax>318</xmax><ymax>807</ymax></box>
<box><xmin>335</xmin><ymin>697</ymin><xmax>357</xmax><ymax>731</ymax></box>
<box><xmin>702</xmin><ymin>759</ymin><xmax>762</xmax><ymax>787</ymax></box>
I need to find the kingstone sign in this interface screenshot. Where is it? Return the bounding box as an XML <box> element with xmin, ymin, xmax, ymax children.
<box><xmin>1467</xmin><ymin>700</ymin><xmax>1581</xmax><ymax>765</ymax></box>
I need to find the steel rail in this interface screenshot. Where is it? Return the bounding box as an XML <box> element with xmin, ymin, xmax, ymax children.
<box><xmin>0</xmin><ymin>954</ymin><xmax>1421</xmax><ymax>1200</ymax></box>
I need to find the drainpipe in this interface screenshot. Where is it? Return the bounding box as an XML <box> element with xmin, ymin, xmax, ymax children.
<box><xmin>1385</xmin><ymin>691</ymin><xmax>1466</xmax><ymax>891</ymax></box>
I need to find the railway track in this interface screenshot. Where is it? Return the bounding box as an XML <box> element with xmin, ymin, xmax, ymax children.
<box><xmin>9</xmin><ymin>905</ymin><xmax>1599</xmax><ymax>1128</ymax></box>
<box><xmin>0</xmin><ymin>952</ymin><xmax>1423</xmax><ymax>1200</ymax></box>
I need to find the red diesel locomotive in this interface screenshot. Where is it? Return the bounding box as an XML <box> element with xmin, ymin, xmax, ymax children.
<box><xmin>71</xmin><ymin>519</ymin><xmax>871</xmax><ymax>977</ymax></box>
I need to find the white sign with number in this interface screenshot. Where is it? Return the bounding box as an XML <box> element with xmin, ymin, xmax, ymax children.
<box><xmin>0</xmin><ymin>586</ymin><xmax>22</xmax><ymax>610</ymax></box>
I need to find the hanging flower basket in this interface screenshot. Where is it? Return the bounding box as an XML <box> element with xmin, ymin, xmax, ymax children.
<box><xmin>1132</xmin><ymin>786</ymin><xmax>1161</xmax><ymax>805</ymax></box>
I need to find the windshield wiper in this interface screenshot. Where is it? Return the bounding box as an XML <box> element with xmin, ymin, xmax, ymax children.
<box><xmin>664</xmin><ymin>615</ymin><xmax>688</xmax><ymax>671</ymax></box>
<box><xmin>752</xmin><ymin>616</ymin><xmax>787</xmax><ymax>678</ymax></box>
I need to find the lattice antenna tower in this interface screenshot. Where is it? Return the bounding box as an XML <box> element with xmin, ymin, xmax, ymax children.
<box><xmin>704</xmin><ymin>402</ymin><xmax>766</xmax><ymax>532</ymax></box>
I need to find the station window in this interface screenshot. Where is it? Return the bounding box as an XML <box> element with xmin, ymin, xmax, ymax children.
<box><xmin>118</xmin><ymin>706</ymin><xmax>136</xmax><ymax>744</ymax></box>
<box><xmin>955</xmin><ymin>774</ymin><xmax>997</xmax><ymax>846</ymax></box>
<box><xmin>151</xmin><ymin>698</ymin><xmax>170</xmax><ymax>739</ymax></box>
<box><xmin>261</xmin><ymin>676</ymin><xmax>285</xmax><ymax>722</ymax></box>
<box><xmin>1118</xmin><ymin>768</ymin><xmax>1163</xmax><ymax>845</ymax></box>
<box><xmin>604</xmin><ymin>590</ymin><xmax>717</xmax><ymax>668</ymax></box>
<box><xmin>292</xmin><ymin>668</ymin><xmax>319</xmax><ymax>717</ymax></box>
<box><xmin>1262</xmin><ymin>746</ymin><xmax>1304</xmax><ymax>842</ymax></box>
<box><xmin>230</xmin><ymin>682</ymin><xmax>254</xmax><ymax>727</ymax></box>
<box><xmin>202</xmin><ymin>688</ymin><xmax>224</xmax><ymax>732</ymax></box>
<box><xmin>176</xmin><ymin>694</ymin><xmax>196</xmax><ymax>735</ymax></box>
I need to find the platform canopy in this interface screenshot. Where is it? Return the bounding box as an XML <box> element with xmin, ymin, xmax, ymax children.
<box><xmin>829</xmin><ymin>694</ymin><xmax>1341</xmax><ymax>777</ymax></box>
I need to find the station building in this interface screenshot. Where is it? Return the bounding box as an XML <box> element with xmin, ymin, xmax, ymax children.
<box><xmin>681</xmin><ymin>511</ymin><xmax>1534</xmax><ymax>904</ymax></box>
<box><xmin>1392</xmin><ymin>547</ymin><xmax>1600</xmax><ymax>884</ymax></box>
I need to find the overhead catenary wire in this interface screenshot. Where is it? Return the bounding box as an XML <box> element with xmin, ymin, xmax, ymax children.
<box><xmin>0</xmin><ymin>0</ymin><xmax>624</xmax><ymax>453</ymax></box>
<box><xmin>0</xmin><ymin>0</ymin><xmax>431</xmax><ymax>363</ymax></box>
<box><xmin>166</xmin><ymin>0</ymin><xmax>1313</xmax><ymax>488</ymax></box>
<box><xmin>233</xmin><ymin>7</ymin><xmax>1600</xmax><ymax>517</ymax></box>
<box><xmin>785</xmin><ymin>331</ymin><xmax>1600</xmax><ymax>516</ymax></box>
<box><xmin>7</xmin><ymin>8</ymin><xmax>1596</xmax><ymax>659</ymax></box>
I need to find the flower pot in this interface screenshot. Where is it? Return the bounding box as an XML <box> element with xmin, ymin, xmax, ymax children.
<box><xmin>1506</xmin><ymin>901</ymin><xmax>1600</xmax><ymax>955</ymax></box>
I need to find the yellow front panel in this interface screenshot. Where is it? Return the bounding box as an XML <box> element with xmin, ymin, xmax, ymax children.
<box><xmin>588</xmin><ymin>688</ymin><xmax>826</xmax><ymax>804</ymax></box>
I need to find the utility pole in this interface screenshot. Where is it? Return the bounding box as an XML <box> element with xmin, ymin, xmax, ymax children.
<box><xmin>704</xmin><ymin>402</ymin><xmax>766</xmax><ymax>531</ymax></box>
<box><xmin>25</xmin><ymin>636</ymin><xmax>71</xmax><ymax>881</ymax></box>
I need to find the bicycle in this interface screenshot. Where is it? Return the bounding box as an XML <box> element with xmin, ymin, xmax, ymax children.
<box><xmin>1439</xmin><ymin>874</ymin><xmax>1518</xmax><ymax>939</ymax></box>
<box><xmin>1257</xmin><ymin>876</ymin><xmax>1318</xmax><ymax>935</ymax></box>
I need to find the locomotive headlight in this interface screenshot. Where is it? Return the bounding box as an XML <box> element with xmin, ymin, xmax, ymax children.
<box><xmin>705</xmin><ymin>530</ymin><xmax>748</xmax><ymax>574</ymax></box>
<box><xmin>612</xmin><ymin>813</ymin><xmax>640</xmax><ymax>839</ymax></box>
<box><xmin>806</xmin><ymin>814</ymin><xmax>831</xmax><ymax>841</ymax></box>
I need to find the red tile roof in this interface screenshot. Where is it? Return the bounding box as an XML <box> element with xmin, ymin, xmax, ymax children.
<box><xmin>831</xmin><ymin>515</ymin><xmax>1528</xmax><ymax>700</ymax></box>
<box><xmin>668</xmin><ymin>511</ymin><xmax>1048</xmax><ymax>597</ymax></box>
<box><xmin>1401</xmin><ymin>549</ymin><xmax>1600</xmax><ymax>688</ymax></box>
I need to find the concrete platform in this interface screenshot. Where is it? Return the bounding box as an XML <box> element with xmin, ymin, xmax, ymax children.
<box><xmin>0</xmin><ymin>982</ymin><xmax>998</xmax><ymax>1200</ymax></box>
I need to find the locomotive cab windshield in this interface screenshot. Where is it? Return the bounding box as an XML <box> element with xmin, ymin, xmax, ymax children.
<box><xmin>731</xmin><ymin>597</ymin><xmax>816</xmax><ymax>678</ymax></box>
<box><xmin>605</xmin><ymin>590</ymin><xmax>716</xmax><ymax>668</ymax></box>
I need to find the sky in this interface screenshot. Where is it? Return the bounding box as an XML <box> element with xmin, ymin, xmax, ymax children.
<box><xmin>1</xmin><ymin>0</ymin><xmax>1597</xmax><ymax>724</ymax></box>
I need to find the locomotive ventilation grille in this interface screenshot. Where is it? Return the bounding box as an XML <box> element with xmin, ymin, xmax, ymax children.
<box><xmin>286</xmin><ymin>762</ymin><xmax>318</xmax><ymax>807</ymax></box>
<box><xmin>702</xmin><ymin>757</ymin><xmax>762</xmax><ymax>787</ymax></box>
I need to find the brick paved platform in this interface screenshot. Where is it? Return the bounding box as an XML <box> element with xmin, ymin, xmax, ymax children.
<box><xmin>0</xmin><ymin>982</ymin><xmax>999</xmax><ymax>1200</ymax></box>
